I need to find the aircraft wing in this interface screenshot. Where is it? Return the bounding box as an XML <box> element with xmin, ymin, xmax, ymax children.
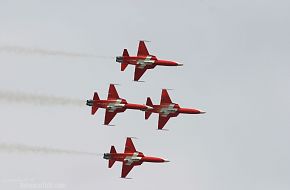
<box><xmin>160</xmin><ymin>89</ymin><xmax>172</xmax><ymax>104</ymax></box>
<box><xmin>137</xmin><ymin>41</ymin><xmax>149</xmax><ymax>56</ymax></box>
<box><xmin>124</xmin><ymin>137</ymin><xmax>136</xmax><ymax>153</ymax></box>
<box><xmin>104</xmin><ymin>110</ymin><xmax>118</xmax><ymax>125</ymax></box>
<box><xmin>121</xmin><ymin>162</ymin><xmax>135</xmax><ymax>178</ymax></box>
<box><xmin>134</xmin><ymin>66</ymin><xmax>147</xmax><ymax>81</ymax></box>
<box><xmin>107</xmin><ymin>84</ymin><xmax>120</xmax><ymax>100</ymax></box>
<box><xmin>158</xmin><ymin>114</ymin><xmax>171</xmax><ymax>130</ymax></box>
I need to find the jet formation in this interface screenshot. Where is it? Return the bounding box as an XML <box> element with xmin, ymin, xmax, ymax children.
<box><xmin>87</xmin><ymin>86</ymin><xmax>204</xmax><ymax>129</ymax></box>
<box><xmin>103</xmin><ymin>137</ymin><xmax>169</xmax><ymax>178</ymax></box>
<box><xmin>86</xmin><ymin>41</ymin><xmax>205</xmax><ymax>178</ymax></box>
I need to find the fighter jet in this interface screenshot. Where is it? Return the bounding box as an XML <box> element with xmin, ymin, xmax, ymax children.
<box><xmin>86</xmin><ymin>84</ymin><xmax>152</xmax><ymax>125</ymax></box>
<box><xmin>145</xmin><ymin>89</ymin><xmax>205</xmax><ymax>130</ymax></box>
<box><xmin>103</xmin><ymin>137</ymin><xmax>169</xmax><ymax>178</ymax></box>
<box><xmin>116</xmin><ymin>41</ymin><xmax>183</xmax><ymax>81</ymax></box>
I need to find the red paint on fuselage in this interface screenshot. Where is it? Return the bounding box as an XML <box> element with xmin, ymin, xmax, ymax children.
<box><xmin>141</xmin><ymin>156</ymin><xmax>167</xmax><ymax>163</ymax></box>
<box><xmin>178</xmin><ymin>107</ymin><xmax>204</xmax><ymax>114</ymax></box>
<box><xmin>125</xmin><ymin>103</ymin><xmax>149</xmax><ymax>111</ymax></box>
<box><xmin>92</xmin><ymin>99</ymin><xmax>148</xmax><ymax>112</ymax></box>
<box><xmin>150</xmin><ymin>103</ymin><xmax>203</xmax><ymax>117</ymax></box>
<box><xmin>107</xmin><ymin>152</ymin><xmax>167</xmax><ymax>164</ymax></box>
<box><xmin>122</xmin><ymin>55</ymin><xmax>180</xmax><ymax>69</ymax></box>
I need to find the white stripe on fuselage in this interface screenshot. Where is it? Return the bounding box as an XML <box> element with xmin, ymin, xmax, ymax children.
<box><xmin>160</xmin><ymin>104</ymin><xmax>178</xmax><ymax>116</ymax></box>
<box><xmin>137</xmin><ymin>56</ymin><xmax>155</xmax><ymax>69</ymax></box>
<box><xmin>107</xmin><ymin>99</ymin><xmax>125</xmax><ymax>112</ymax></box>
<box><xmin>124</xmin><ymin>152</ymin><xmax>141</xmax><ymax>165</ymax></box>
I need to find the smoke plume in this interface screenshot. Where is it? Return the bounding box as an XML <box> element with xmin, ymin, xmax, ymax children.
<box><xmin>0</xmin><ymin>46</ymin><xmax>114</xmax><ymax>59</ymax></box>
<box><xmin>0</xmin><ymin>91</ymin><xmax>84</xmax><ymax>107</ymax></box>
<box><xmin>0</xmin><ymin>143</ymin><xmax>99</xmax><ymax>156</ymax></box>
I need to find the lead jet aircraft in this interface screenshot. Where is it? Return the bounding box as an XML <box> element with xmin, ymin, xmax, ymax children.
<box><xmin>145</xmin><ymin>89</ymin><xmax>206</xmax><ymax>130</ymax></box>
<box><xmin>103</xmin><ymin>137</ymin><xmax>169</xmax><ymax>178</ymax></box>
<box><xmin>116</xmin><ymin>41</ymin><xmax>183</xmax><ymax>81</ymax></box>
<box><xmin>86</xmin><ymin>84</ymin><xmax>152</xmax><ymax>125</ymax></box>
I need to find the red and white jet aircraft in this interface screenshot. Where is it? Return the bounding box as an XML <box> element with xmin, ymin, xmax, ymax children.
<box><xmin>103</xmin><ymin>137</ymin><xmax>169</xmax><ymax>178</ymax></box>
<box><xmin>145</xmin><ymin>89</ymin><xmax>206</xmax><ymax>130</ymax></box>
<box><xmin>116</xmin><ymin>41</ymin><xmax>183</xmax><ymax>81</ymax></box>
<box><xmin>86</xmin><ymin>84</ymin><xmax>152</xmax><ymax>125</ymax></box>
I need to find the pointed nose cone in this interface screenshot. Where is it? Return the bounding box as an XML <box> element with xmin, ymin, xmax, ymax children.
<box><xmin>142</xmin><ymin>157</ymin><xmax>168</xmax><ymax>163</ymax></box>
<box><xmin>195</xmin><ymin>109</ymin><xmax>206</xmax><ymax>114</ymax></box>
<box><xmin>178</xmin><ymin>108</ymin><xmax>206</xmax><ymax>114</ymax></box>
<box><xmin>157</xmin><ymin>60</ymin><xmax>182</xmax><ymax>66</ymax></box>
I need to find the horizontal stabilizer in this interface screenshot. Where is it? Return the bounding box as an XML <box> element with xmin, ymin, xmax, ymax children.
<box><xmin>121</xmin><ymin>63</ymin><xmax>128</xmax><ymax>71</ymax></box>
<box><xmin>145</xmin><ymin>111</ymin><xmax>152</xmax><ymax>120</ymax></box>
<box><xmin>123</xmin><ymin>49</ymin><xmax>129</xmax><ymax>57</ymax></box>
<box><xmin>121</xmin><ymin>49</ymin><xmax>129</xmax><ymax>71</ymax></box>
<box><xmin>91</xmin><ymin>106</ymin><xmax>98</xmax><ymax>115</ymax></box>
<box><xmin>145</xmin><ymin>97</ymin><xmax>153</xmax><ymax>119</ymax></box>
<box><xmin>109</xmin><ymin>146</ymin><xmax>117</xmax><ymax>168</ymax></box>
<box><xmin>91</xmin><ymin>92</ymin><xmax>100</xmax><ymax>115</ymax></box>
<box><xmin>110</xmin><ymin>145</ymin><xmax>117</xmax><ymax>154</ymax></box>
<box><xmin>93</xmin><ymin>92</ymin><xmax>100</xmax><ymax>101</ymax></box>
<box><xmin>109</xmin><ymin>160</ymin><xmax>115</xmax><ymax>168</ymax></box>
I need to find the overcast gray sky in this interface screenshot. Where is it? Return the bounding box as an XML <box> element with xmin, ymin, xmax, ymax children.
<box><xmin>0</xmin><ymin>0</ymin><xmax>290</xmax><ymax>189</ymax></box>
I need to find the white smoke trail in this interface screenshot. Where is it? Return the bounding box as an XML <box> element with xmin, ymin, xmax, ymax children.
<box><xmin>0</xmin><ymin>46</ymin><xmax>114</xmax><ymax>59</ymax></box>
<box><xmin>0</xmin><ymin>143</ymin><xmax>100</xmax><ymax>156</ymax></box>
<box><xmin>0</xmin><ymin>91</ymin><xmax>84</xmax><ymax>107</ymax></box>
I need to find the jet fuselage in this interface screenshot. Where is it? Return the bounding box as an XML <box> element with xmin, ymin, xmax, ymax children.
<box><xmin>116</xmin><ymin>55</ymin><xmax>182</xmax><ymax>70</ymax></box>
<box><xmin>151</xmin><ymin>103</ymin><xmax>204</xmax><ymax>117</ymax></box>
<box><xmin>103</xmin><ymin>152</ymin><xmax>168</xmax><ymax>165</ymax></box>
<box><xmin>86</xmin><ymin>99</ymin><xmax>151</xmax><ymax>112</ymax></box>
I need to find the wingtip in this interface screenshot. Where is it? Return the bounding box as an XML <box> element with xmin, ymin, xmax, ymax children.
<box><xmin>139</xmin><ymin>39</ymin><xmax>151</xmax><ymax>43</ymax></box>
<box><xmin>127</xmin><ymin>136</ymin><xmax>138</xmax><ymax>139</ymax></box>
<box><xmin>111</xmin><ymin>83</ymin><xmax>121</xmax><ymax>86</ymax></box>
<box><xmin>158</xmin><ymin>129</ymin><xmax>169</xmax><ymax>131</ymax></box>
<box><xmin>133</xmin><ymin>80</ymin><xmax>145</xmax><ymax>82</ymax></box>
<box><xmin>120</xmin><ymin>177</ymin><xmax>133</xmax><ymax>179</ymax></box>
<box><xmin>102</xmin><ymin>124</ymin><xmax>116</xmax><ymax>127</ymax></box>
<box><xmin>163</xmin><ymin>88</ymin><xmax>174</xmax><ymax>91</ymax></box>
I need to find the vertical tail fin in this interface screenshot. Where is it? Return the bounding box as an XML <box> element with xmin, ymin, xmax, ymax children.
<box><xmin>121</xmin><ymin>49</ymin><xmax>129</xmax><ymax>71</ymax></box>
<box><xmin>123</xmin><ymin>49</ymin><xmax>129</xmax><ymax>56</ymax></box>
<box><xmin>108</xmin><ymin>146</ymin><xmax>117</xmax><ymax>168</ymax></box>
<box><xmin>91</xmin><ymin>92</ymin><xmax>99</xmax><ymax>115</ymax></box>
<box><xmin>145</xmin><ymin>97</ymin><xmax>153</xmax><ymax>120</ymax></box>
